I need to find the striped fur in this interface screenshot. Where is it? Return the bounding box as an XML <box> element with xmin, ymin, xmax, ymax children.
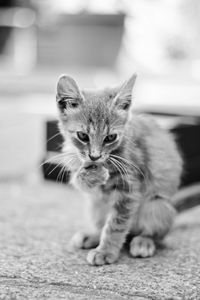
<box><xmin>57</xmin><ymin>74</ymin><xmax>183</xmax><ymax>265</ymax></box>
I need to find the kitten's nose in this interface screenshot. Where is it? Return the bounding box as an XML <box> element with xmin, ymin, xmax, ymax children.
<box><xmin>89</xmin><ymin>154</ymin><xmax>101</xmax><ymax>161</ymax></box>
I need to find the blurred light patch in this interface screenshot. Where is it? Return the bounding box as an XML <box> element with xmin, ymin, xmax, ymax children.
<box><xmin>47</xmin><ymin>0</ymin><xmax>124</xmax><ymax>14</ymax></box>
<box><xmin>0</xmin><ymin>8</ymin><xmax>35</xmax><ymax>28</ymax></box>
<box><xmin>13</xmin><ymin>8</ymin><xmax>36</xmax><ymax>28</ymax></box>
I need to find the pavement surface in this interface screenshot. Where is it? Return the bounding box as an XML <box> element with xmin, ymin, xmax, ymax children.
<box><xmin>0</xmin><ymin>177</ymin><xmax>199</xmax><ymax>300</ymax></box>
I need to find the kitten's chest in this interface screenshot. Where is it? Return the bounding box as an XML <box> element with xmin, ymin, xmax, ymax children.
<box><xmin>100</xmin><ymin>165</ymin><xmax>130</xmax><ymax>194</ymax></box>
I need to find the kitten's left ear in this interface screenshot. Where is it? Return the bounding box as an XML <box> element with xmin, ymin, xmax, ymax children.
<box><xmin>113</xmin><ymin>73</ymin><xmax>137</xmax><ymax>111</ymax></box>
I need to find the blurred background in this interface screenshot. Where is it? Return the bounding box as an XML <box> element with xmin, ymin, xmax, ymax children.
<box><xmin>1</xmin><ymin>0</ymin><xmax>200</xmax><ymax>185</ymax></box>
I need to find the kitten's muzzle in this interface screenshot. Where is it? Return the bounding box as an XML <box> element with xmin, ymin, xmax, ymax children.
<box><xmin>89</xmin><ymin>154</ymin><xmax>101</xmax><ymax>161</ymax></box>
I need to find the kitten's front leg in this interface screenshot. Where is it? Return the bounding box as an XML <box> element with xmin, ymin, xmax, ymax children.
<box><xmin>69</xmin><ymin>188</ymin><xmax>108</xmax><ymax>251</ymax></box>
<box><xmin>87</xmin><ymin>192</ymin><xmax>139</xmax><ymax>266</ymax></box>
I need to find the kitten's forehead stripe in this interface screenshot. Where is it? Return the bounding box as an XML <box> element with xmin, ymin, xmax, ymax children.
<box><xmin>81</xmin><ymin>92</ymin><xmax>113</xmax><ymax>135</ymax></box>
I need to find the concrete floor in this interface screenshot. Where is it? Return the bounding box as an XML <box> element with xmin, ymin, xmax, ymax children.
<box><xmin>0</xmin><ymin>178</ymin><xmax>199</xmax><ymax>300</ymax></box>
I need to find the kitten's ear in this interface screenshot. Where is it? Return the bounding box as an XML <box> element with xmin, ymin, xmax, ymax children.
<box><xmin>56</xmin><ymin>75</ymin><xmax>82</xmax><ymax>112</ymax></box>
<box><xmin>113</xmin><ymin>73</ymin><xmax>137</xmax><ymax>111</ymax></box>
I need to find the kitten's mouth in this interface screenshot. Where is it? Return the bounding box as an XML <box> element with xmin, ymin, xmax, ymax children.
<box><xmin>83</xmin><ymin>161</ymin><xmax>109</xmax><ymax>172</ymax></box>
<box><xmin>84</xmin><ymin>163</ymin><xmax>98</xmax><ymax>170</ymax></box>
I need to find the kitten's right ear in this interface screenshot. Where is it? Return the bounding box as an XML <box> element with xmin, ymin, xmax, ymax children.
<box><xmin>56</xmin><ymin>75</ymin><xmax>82</xmax><ymax>113</ymax></box>
<box><xmin>113</xmin><ymin>73</ymin><xmax>137</xmax><ymax>111</ymax></box>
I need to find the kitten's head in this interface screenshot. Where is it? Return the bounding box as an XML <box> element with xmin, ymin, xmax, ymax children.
<box><xmin>56</xmin><ymin>74</ymin><xmax>136</xmax><ymax>165</ymax></box>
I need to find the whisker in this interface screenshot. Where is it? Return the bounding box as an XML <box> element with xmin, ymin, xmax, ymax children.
<box><xmin>114</xmin><ymin>158</ymin><xmax>130</xmax><ymax>181</ymax></box>
<box><xmin>56</xmin><ymin>165</ymin><xmax>64</xmax><ymax>182</ymax></box>
<box><xmin>39</xmin><ymin>152</ymin><xmax>69</xmax><ymax>168</ymax></box>
<box><xmin>113</xmin><ymin>157</ymin><xmax>130</xmax><ymax>190</ymax></box>
<box><xmin>59</xmin><ymin>155</ymin><xmax>79</xmax><ymax>183</ymax></box>
<box><xmin>109</xmin><ymin>157</ymin><xmax>127</xmax><ymax>191</ymax></box>
<box><xmin>110</xmin><ymin>154</ymin><xmax>146</xmax><ymax>181</ymax></box>
<box><xmin>57</xmin><ymin>163</ymin><xmax>67</xmax><ymax>183</ymax></box>
<box><xmin>63</xmin><ymin>167</ymin><xmax>68</xmax><ymax>183</ymax></box>
<box><xmin>46</xmin><ymin>132</ymin><xmax>61</xmax><ymax>144</ymax></box>
<box><xmin>47</xmin><ymin>154</ymin><xmax>76</xmax><ymax>177</ymax></box>
<box><xmin>109</xmin><ymin>158</ymin><xmax>123</xmax><ymax>188</ymax></box>
<box><xmin>56</xmin><ymin>156</ymin><xmax>74</xmax><ymax>182</ymax></box>
<box><xmin>48</xmin><ymin>160</ymin><xmax>65</xmax><ymax>176</ymax></box>
<box><xmin>114</xmin><ymin>159</ymin><xmax>129</xmax><ymax>192</ymax></box>
<box><xmin>63</xmin><ymin>155</ymin><xmax>78</xmax><ymax>169</ymax></box>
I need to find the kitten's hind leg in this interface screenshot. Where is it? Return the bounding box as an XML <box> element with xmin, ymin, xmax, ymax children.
<box><xmin>130</xmin><ymin>197</ymin><xmax>176</xmax><ymax>258</ymax></box>
<box><xmin>69</xmin><ymin>231</ymin><xmax>100</xmax><ymax>250</ymax></box>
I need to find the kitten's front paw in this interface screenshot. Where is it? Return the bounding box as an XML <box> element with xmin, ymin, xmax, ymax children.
<box><xmin>87</xmin><ymin>247</ymin><xmax>119</xmax><ymax>266</ymax></box>
<box><xmin>130</xmin><ymin>236</ymin><xmax>156</xmax><ymax>258</ymax></box>
<box><xmin>68</xmin><ymin>232</ymin><xmax>99</xmax><ymax>250</ymax></box>
<box><xmin>76</xmin><ymin>165</ymin><xmax>109</xmax><ymax>189</ymax></box>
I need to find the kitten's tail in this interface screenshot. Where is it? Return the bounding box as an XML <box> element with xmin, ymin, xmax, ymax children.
<box><xmin>172</xmin><ymin>184</ymin><xmax>200</xmax><ymax>213</ymax></box>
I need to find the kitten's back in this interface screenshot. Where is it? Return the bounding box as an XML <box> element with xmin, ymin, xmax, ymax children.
<box><xmin>126</xmin><ymin>113</ymin><xmax>183</xmax><ymax>198</ymax></box>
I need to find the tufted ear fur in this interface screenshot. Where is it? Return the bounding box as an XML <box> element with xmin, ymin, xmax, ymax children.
<box><xmin>112</xmin><ymin>73</ymin><xmax>137</xmax><ymax>111</ymax></box>
<box><xmin>56</xmin><ymin>75</ymin><xmax>83</xmax><ymax>113</ymax></box>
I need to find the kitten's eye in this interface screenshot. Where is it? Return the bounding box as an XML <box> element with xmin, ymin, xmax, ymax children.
<box><xmin>104</xmin><ymin>134</ymin><xmax>117</xmax><ymax>144</ymax></box>
<box><xmin>68</xmin><ymin>101</ymin><xmax>78</xmax><ymax>108</ymax></box>
<box><xmin>77</xmin><ymin>131</ymin><xmax>89</xmax><ymax>143</ymax></box>
<box><xmin>121</xmin><ymin>102</ymin><xmax>130</xmax><ymax>110</ymax></box>
<box><xmin>61</xmin><ymin>98</ymin><xmax>79</xmax><ymax>109</ymax></box>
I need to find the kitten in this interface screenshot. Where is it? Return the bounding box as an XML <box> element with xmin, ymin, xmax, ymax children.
<box><xmin>56</xmin><ymin>74</ymin><xmax>183</xmax><ymax>265</ymax></box>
